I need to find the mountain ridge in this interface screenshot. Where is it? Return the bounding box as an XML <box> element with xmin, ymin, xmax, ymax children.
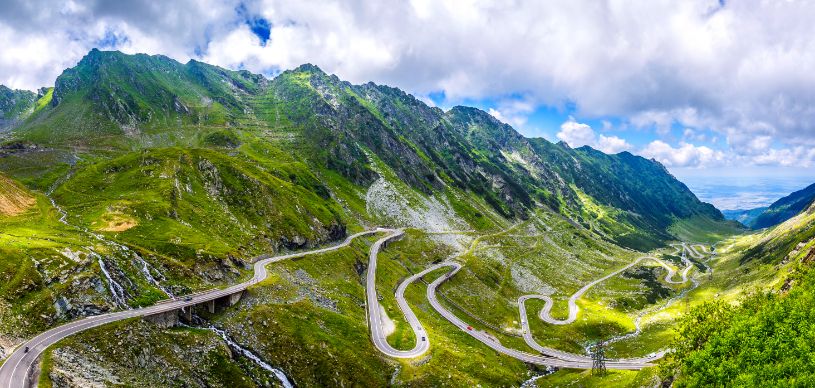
<box><xmin>750</xmin><ymin>182</ymin><xmax>815</xmax><ymax>229</ymax></box>
<box><xmin>0</xmin><ymin>49</ymin><xmax>733</xmax><ymax>250</ymax></box>
<box><xmin>0</xmin><ymin>49</ymin><xmax>781</xmax><ymax>387</ymax></box>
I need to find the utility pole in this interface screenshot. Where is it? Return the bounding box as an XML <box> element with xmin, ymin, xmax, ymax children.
<box><xmin>591</xmin><ymin>341</ymin><xmax>606</xmax><ymax>376</ymax></box>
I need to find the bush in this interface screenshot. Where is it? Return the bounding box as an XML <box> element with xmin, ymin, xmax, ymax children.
<box><xmin>664</xmin><ymin>270</ymin><xmax>815</xmax><ymax>387</ymax></box>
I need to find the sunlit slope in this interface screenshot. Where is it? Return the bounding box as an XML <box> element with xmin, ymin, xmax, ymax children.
<box><xmin>261</xmin><ymin>64</ymin><xmax>735</xmax><ymax>249</ymax></box>
<box><xmin>663</xmin><ymin>201</ymin><xmax>815</xmax><ymax>386</ymax></box>
<box><xmin>0</xmin><ymin>49</ymin><xmax>747</xmax><ymax>373</ymax></box>
<box><xmin>5</xmin><ymin>49</ymin><xmax>735</xmax><ymax>250</ymax></box>
<box><xmin>15</xmin><ymin>49</ymin><xmax>264</xmax><ymax>149</ymax></box>
<box><xmin>0</xmin><ymin>172</ymin><xmax>35</xmax><ymax>216</ymax></box>
<box><xmin>52</xmin><ymin>146</ymin><xmax>345</xmax><ymax>257</ymax></box>
<box><xmin>0</xmin><ymin>143</ymin><xmax>350</xmax><ymax>342</ymax></box>
<box><xmin>741</xmin><ymin>197</ymin><xmax>815</xmax><ymax>264</ymax></box>
<box><xmin>0</xmin><ymin>173</ymin><xmax>99</xmax><ymax>337</ymax></box>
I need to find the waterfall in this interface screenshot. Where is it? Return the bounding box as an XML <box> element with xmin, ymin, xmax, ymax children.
<box><xmin>135</xmin><ymin>254</ymin><xmax>174</xmax><ymax>298</ymax></box>
<box><xmin>96</xmin><ymin>254</ymin><xmax>128</xmax><ymax>308</ymax></box>
<box><xmin>520</xmin><ymin>367</ymin><xmax>556</xmax><ymax>387</ymax></box>
<box><xmin>205</xmin><ymin>326</ymin><xmax>294</xmax><ymax>388</ymax></box>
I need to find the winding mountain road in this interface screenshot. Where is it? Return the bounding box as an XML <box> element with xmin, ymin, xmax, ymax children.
<box><xmin>365</xmin><ymin>229</ymin><xmax>433</xmax><ymax>358</ymax></box>
<box><xmin>0</xmin><ymin>229</ymin><xmax>382</xmax><ymax>388</ymax></box>
<box><xmin>421</xmin><ymin>263</ymin><xmax>651</xmax><ymax>369</ymax></box>
<box><xmin>3</xmin><ymin>226</ymin><xmax>710</xmax><ymax>385</ymax></box>
<box><xmin>380</xmin><ymin>241</ymin><xmax>705</xmax><ymax>370</ymax></box>
<box><xmin>529</xmin><ymin>254</ymin><xmax>693</xmax><ymax>326</ymax></box>
<box><xmin>515</xmin><ymin>251</ymin><xmax>694</xmax><ymax>364</ymax></box>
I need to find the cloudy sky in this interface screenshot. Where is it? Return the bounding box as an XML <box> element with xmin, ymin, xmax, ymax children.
<box><xmin>2</xmin><ymin>0</ymin><xmax>815</xmax><ymax>181</ymax></box>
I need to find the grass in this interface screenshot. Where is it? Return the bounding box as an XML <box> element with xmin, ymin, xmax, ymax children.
<box><xmin>670</xmin><ymin>215</ymin><xmax>745</xmax><ymax>243</ymax></box>
<box><xmin>216</xmin><ymin>235</ymin><xmax>397</xmax><ymax>386</ymax></box>
<box><xmin>30</xmin><ymin>204</ymin><xmax>788</xmax><ymax>386</ymax></box>
<box><xmin>603</xmin><ymin>231</ymin><xmax>800</xmax><ymax>358</ymax></box>
<box><xmin>432</xmin><ymin>209</ymin><xmax>655</xmax><ymax>355</ymax></box>
<box><xmin>1</xmin><ymin>49</ymin><xmax>796</xmax><ymax>387</ymax></box>
<box><xmin>0</xmin><ymin>142</ymin><xmax>361</xmax><ymax>341</ymax></box>
<box><xmin>0</xmin><ymin>187</ymin><xmax>96</xmax><ymax>336</ymax></box>
<box><xmin>533</xmin><ymin>367</ymin><xmax>659</xmax><ymax>387</ymax></box>
<box><xmin>53</xmin><ymin>147</ymin><xmax>344</xmax><ymax>258</ymax></box>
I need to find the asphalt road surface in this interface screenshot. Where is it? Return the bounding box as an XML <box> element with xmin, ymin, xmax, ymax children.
<box><xmin>2</xmin><ymin>227</ymin><xmax>708</xmax><ymax>385</ymax></box>
<box><xmin>421</xmin><ymin>263</ymin><xmax>653</xmax><ymax>369</ymax></box>
<box><xmin>385</xmin><ymin>241</ymin><xmax>708</xmax><ymax>369</ymax></box>
<box><xmin>364</xmin><ymin>229</ymin><xmax>434</xmax><ymax>358</ymax></box>
<box><xmin>0</xmin><ymin>230</ymin><xmax>380</xmax><ymax>388</ymax></box>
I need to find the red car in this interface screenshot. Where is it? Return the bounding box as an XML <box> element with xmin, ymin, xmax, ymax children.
<box><xmin>467</xmin><ymin>326</ymin><xmax>472</xmax><ymax>331</ymax></box>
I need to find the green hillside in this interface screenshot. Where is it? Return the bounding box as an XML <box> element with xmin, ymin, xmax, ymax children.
<box><xmin>664</xmin><ymin>201</ymin><xmax>815</xmax><ymax>386</ymax></box>
<box><xmin>0</xmin><ymin>49</ymin><xmax>754</xmax><ymax>386</ymax></box>
<box><xmin>751</xmin><ymin>181</ymin><xmax>815</xmax><ymax>229</ymax></box>
<box><xmin>6</xmin><ymin>50</ymin><xmax>728</xmax><ymax>252</ymax></box>
<box><xmin>0</xmin><ymin>86</ymin><xmax>37</xmax><ymax>130</ymax></box>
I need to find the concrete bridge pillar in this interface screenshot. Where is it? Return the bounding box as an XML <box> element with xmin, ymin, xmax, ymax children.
<box><xmin>207</xmin><ymin>299</ymin><xmax>216</xmax><ymax>314</ymax></box>
<box><xmin>228</xmin><ymin>291</ymin><xmax>243</xmax><ymax>306</ymax></box>
<box><xmin>143</xmin><ymin>310</ymin><xmax>179</xmax><ymax>328</ymax></box>
<box><xmin>180</xmin><ymin>306</ymin><xmax>193</xmax><ymax>323</ymax></box>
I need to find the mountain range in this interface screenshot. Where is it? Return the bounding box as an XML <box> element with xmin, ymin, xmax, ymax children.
<box><xmin>1</xmin><ymin>49</ymin><xmax>733</xmax><ymax>247</ymax></box>
<box><xmin>749</xmin><ymin>182</ymin><xmax>815</xmax><ymax>229</ymax></box>
<box><xmin>0</xmin><ymin>49</ymin><xmax>780</xmax><ymax>386</ymax></box>
<box><xmin>721</xmin><ymin>182</ymin><xmax>815</xmax><ymax>230</ymax></box>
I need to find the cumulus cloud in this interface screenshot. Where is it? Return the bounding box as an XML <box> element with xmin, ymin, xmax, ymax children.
<box><xmin>2</xmin><ymin>0</ymin><xmax>815</xmax><ymax>168</ymax></box>
<box><xmin>556</xmin><ymin>118</ymin><xmax>632</xmax><ymax>154</ymax></box>
<box><xmin>486</xmin><ymin>97</ymin><xmax>535</xmax><ymax>129</ymax></box>
<box><xmin>640</xmin><ymin>140</ymin><xmax>726</xmax><ymax>168</ymax></box>
<box><xmin>0</xmin><ymin>0</ymin><xmax>240</xmax><ymax>89</ymax></box>
<box><xmin>597</xmin><ymin>136</ymin><xmax>633</xmax><ymax>154</ymax></box>
<box><xmin>752</xmin><ymin>146</ymin><xmax>815</xmax><ymax>167</ymax></box>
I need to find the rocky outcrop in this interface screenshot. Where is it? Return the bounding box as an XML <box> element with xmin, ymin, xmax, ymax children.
<box><xmin>49</xmin><ymin>348</ymin><xmax>122</xmax><ymax>387</ymax></box>
<box><xmin>45</xmin><ymin>319</ymin><xmax>275</xmax><ymax>387</ymax></box>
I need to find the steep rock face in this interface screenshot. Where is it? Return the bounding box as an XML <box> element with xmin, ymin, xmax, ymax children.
<box><xmin>266</xmin><ymin>65</ymin><xmax>441</xmax><ymax>192</ymax></box>
<box><xmin>751</xmin><ymin>182</ymin><xmax>815</xmax><ymax>229</ymax></box>
<box><xmin>442</xmin><ymin>106</ymin><xmax>568</xmax><ymax>216</ymax></box>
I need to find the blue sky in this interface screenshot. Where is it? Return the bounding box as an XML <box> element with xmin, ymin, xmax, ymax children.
<box><xmin>1</xmin><ymin>0</ymin><xmax>815</xmax><ymax>188</ymax></box>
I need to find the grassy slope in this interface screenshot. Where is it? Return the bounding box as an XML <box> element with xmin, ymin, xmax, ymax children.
<box><xmin>0</xmin><ymin>174</ymin><xmax>102</xmax><ymax>336</ymax></box>
<box><xmin>0</xmin><ymin>51</ymin><xmax>761</xmax><ymax>386</ymax></box>
<box><xmin>669</xmin><ymin>214</ymin><xmax>745</xmax><ymax>243</ymax></box>
<box><xmin>22</xmin><ymin>135</ymin><xmax>749</xmax><ymax>385</ymax></box>
<box><xmin>34</xmin><ymin>201</ymin><xmax>758</xmax><ymax>386</ymax></box>
<box><xmin>533</xmin><ymin>368</ymin><xmax>659</xmax><ymax>387</ymax></box>
<box><xmin>751</xmin><ymin>181</ymin><xmax>815</xmax><ymax>229</ymax></box>
<box><xmin>663</xmin><ymin>206</ymin><xmax>815</xmax><ymax>386</ymax></box>
<box><xmin>0</xmin><ymin>141</ymin><xmax>353</xmax><ymax>341</ymax></box>
<box><xmin>53</xmin><ymin>146</ymin><xmax>343</xmax><ymax>258</ymax></box>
